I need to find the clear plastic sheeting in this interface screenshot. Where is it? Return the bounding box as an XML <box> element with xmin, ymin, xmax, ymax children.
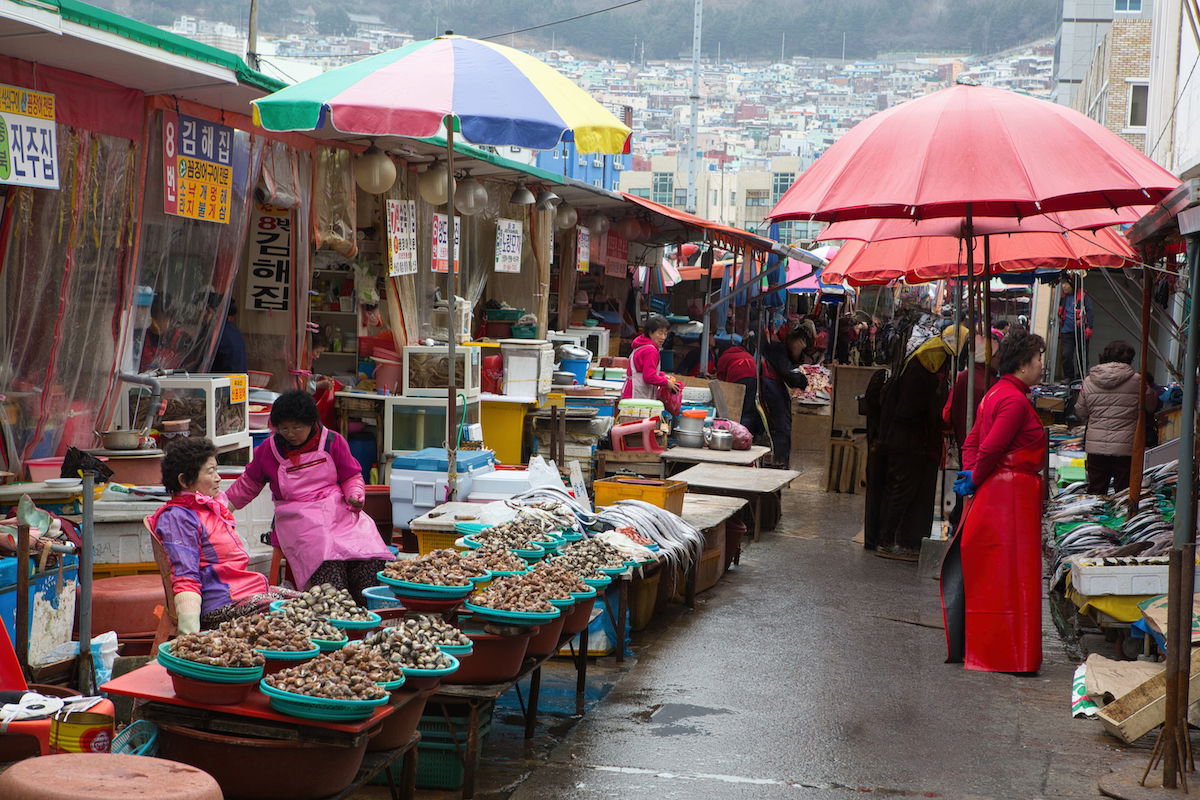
<box><xmin>238</xmin><ymin>146</ymin><xmax>313</xmax><ymax>391</ymax></box>
<box><xmin>258</xmin><ymin>140</ymin><xmax>301</xmax><ymax>209</ymax></box>
<box><xmin>0</xmin><ymin>128</ymin><xmax>140</xmax><ymax>464</ymax></box>
<box><xmin>314</xmin><ymin>146</ymin><xmax>357</xmax><ymax>258</ymax></box>
<box><xmin>135</xmin><ymin>112</ymin><xmax>264</xmax><ymax>373</ymax></box>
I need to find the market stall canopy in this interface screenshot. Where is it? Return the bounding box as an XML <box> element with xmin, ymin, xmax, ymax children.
<box><xmin>0</xmin><ymin>0</ymin><xmax>283</xmax><ymax>114</ymax></box>
<box><xmin>251</xmin><ymin>34</ymin><xmax>630</xmax><ymax>153</ymax></box>
<box><xmin>787</xmin><ymin>247</ymin><xmax>852</xmax><ymax>294</ymax></box>
<box><xmin>767</xmin><ymin>84</ymin><xmax>1181</xmax><ymax>224</ymax></box>
<box><xmin>820</xmin><ymin>225</ymin><xmax>1136</xmax><ymax>285</ymax></box>
<box><xmin>621</xmin><ymin>193</ymin><xmax>824</xmax><ymax>265</ymax></box>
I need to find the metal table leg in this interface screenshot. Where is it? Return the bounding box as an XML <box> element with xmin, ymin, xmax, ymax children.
<box><xmin>685</xmin><ymin>556</ymin><xmax>697</xmax><ymax>609</ymax></box>
<box><xmin>752</xmin><ymin>494</ymin><xmax>762</xmax><ymax>541</ymax></box>
<box><xmin>462</xmin><ymin>701</ymin><xmax>479</xmax><ymax>799</ymax></box>
<box><xmin>616</xmin><ymin>578</ymin><xmax>629</xmax><ymax>664</ymax></box>
<box><xmin>575</xmin><ymin>624</ymin><xmax>589</xmax><ymax>716</ymax></box>
<box><xmin>524</xmin><ymin>667</ymin><xmax>541</xmax><ymax>739</ymax></box>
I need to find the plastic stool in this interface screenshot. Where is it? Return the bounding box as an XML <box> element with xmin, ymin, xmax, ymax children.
<box><xmin>610</xmin><ymin>417</ymin><xmax>665</xmax><ymax>453</ymax></box>
<box><xmin>0</xmin><ymin>753</ymin><xmax>221</xmax><ymax>800</ymax></box>
<box><xmin>90</xmin><ymin>575</ymin><xmax>164</xmax><ymax>638</ymax></box>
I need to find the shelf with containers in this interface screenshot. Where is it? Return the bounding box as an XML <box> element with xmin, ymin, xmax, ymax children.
<box><xmin>310</xmin><ymin>269</ymin><xmax>360</xmax><ymax>378</ymax></box>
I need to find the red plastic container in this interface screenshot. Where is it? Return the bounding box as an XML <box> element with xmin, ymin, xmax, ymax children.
<box><xmin>89</xmin><ymin>575</ymin><xmax>164</xmax><ymax>638</ymax></box>
<box><xmin>368</xmin><ymin>687</ymin><xmax>435</xmax><ymax>751</ymax></box>
<box><xmin>363</xmin><ymin>485</ymin><xmax>393</xmax><ymax>546</ymax></box>
<box><xmin>560</xmin><ymin>597</ymin><xmax>596</xmax><ymax>636</ymax></box>
<box><xmin>169</xmin><ymin>673</ymin><xmax>257</xmax><ymax>705</ymax></box>
<box><xmin>525</xmin><ymin>614</ymin><xmax>566</xmax><ymax>658</ymax></box>
<box><xmin>447</xmin><ymin>629</ymin><xmax>534</xmax><ymax>684</ymax></box>
<box><xmin>482</xmin><ymin>355</ymin><xmax>504</xmax><ymax>394</ymax></box>
<box><xmin>484</xmin><ymin>321</ymin><xmax>513</xmax><ymax>339</ymax></box>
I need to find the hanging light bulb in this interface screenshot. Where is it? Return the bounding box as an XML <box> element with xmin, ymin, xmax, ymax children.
<box><xmin>615</xmin><ymin>216</ymin><xmax>640</xmax><ymax>240</ymax></box>
<box><xmin>418</xmin><ymin>161</ymin><xmax>455</xmax><ymax>206</ymax></box>
<box><xmin>585</xmin><ymin>212</ymin><xmax>610</xmax><ymax>235</ymax></box>
<box><xmin>508</xmin><ymin>182</ymin><xmax>536</xmax><ymax>205</ymax></box>
<box><xmin>555</xmin><ymin>202</ymin><xmax>577</xmax><ymax>230</ymax></box>
<box><xmin>535</xmin><ymin>188</ymin><xmax>561</xmax><ymax>210</ymax></box>
<box><xmin>455</xmin><ymin>174</ymin><xmax>488</xmax><ymax>216</ymax></box>
<box><xmin>352</xmin><ymin>145</ymin><xmax>397</xmax><ymax>194</ymax></box>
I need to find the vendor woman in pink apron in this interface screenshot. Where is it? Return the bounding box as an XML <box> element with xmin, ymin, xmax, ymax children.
<box><xmin>226</xmin><ymin>390</ymin><xmax>392</xmax><ymax>604</ymax></box>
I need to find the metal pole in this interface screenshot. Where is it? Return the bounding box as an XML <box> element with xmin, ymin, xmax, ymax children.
<box><xmin>685</xmin><ymin>0</ymin><xmax>702</xmax><ymax>213</ymax></box>
<box><xmin>15</xmin><ymin>523</ymin><xmax>29</xmax><ymax>676</ymax></box>
<box><xmin>1129</xmin><ymin>266</ymin><xmax>1153</xmax><ymax>515</ymax></box>
<box><xmin>77</xmin><ymin>472</ymin><xmax>95</xmax><ymax>694</ymax></box>
<box><xmin>246</xmin><ymin>0</ymin><xmax>260</xmax><ymax>70</ymax></box>
<box><xmin>446</xmin><ymin>121</ymin><xmax>459</xmax><ymax>499</ymax></box>
<box><xmin>983</xmin><ymin>235</ymin><xmax>993</xmax><ymax>388</ymax></box>
<box><xmin>965</xmin><ymin>206</ymin><xmax>978</xmax><ymax>431</ymax></box>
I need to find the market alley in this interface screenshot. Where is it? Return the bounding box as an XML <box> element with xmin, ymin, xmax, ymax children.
<box><xmin>444</xmin><ymin>460</ymin><xmax>1134</xmax><ymax>800</ymax></box>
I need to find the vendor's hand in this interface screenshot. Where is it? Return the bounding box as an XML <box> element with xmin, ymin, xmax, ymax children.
<box><xmin>953</xmin><ymin>470</ymin><xmax>978</xmax><ymax>497</ymax></box>
<box><xmin>346</xmin><ymin>496</ymin><xmax>364</xmax><ymax>512</ymax></box>
<box><xmin>1085</xmin><ymin>328</ymin><xmax>1093</xmax><ymax>341</ymax></box>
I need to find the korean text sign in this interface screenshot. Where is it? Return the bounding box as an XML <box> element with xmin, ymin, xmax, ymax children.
<box><xmin>0</xmin><ymin>84</ymin><xmax>58</xmax><ymax>189</ymax></box>
<box><xmin>246</xmin><ymin>201</ymin><xmax>292</xmax><ymax>311</ymax></box>
<box><xmin>495</xmin><ymin>218</ymin><xmax>522</xmax><ymax>273</ymax></box>
<box><xmin>387</xmin><ymin>199</ymin><xmax>418</xmax><ymax>277</ymax></box>
<box><xmin>432</xmin><ymin>213</ymin><xmax>461</xmax><ymax>273</ymax></box>
<box><xmin>163</xmin><ymin>111</ymin><xmax>234</xmax><ymax>223</ymax></box>
<box><xmin>576</xmin><ymin>227</ymin><xmax>590</xmax><ymax>273</ymax></box>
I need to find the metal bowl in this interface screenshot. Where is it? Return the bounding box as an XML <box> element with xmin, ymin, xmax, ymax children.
<box><xmin>96</xmin><ymin>429</ymin><xmax>144</xmax><ymax>450</ymax></box>
<box><xmin>675</xmin><ymin>429</ymin><xmax>705</xmax><ymax>448</ymax></box>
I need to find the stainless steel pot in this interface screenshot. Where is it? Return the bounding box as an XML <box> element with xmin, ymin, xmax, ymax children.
<box><xmin>704</xmin><ymin>428</ymin><xmax>733</xmax><ymax>451</ymax></box>
<box><xmin>551</xmin><ymin>370</ymin><xmax>576</xmax><ymax>386</ymax></box>
<box><xmin>675</xmin><ymin>414</ymin><xmax>705</xmax><ymax>434</ymax></box>
<box><xmin>675</xmin><ymin>429</ymin><xmax>705</xmax><ymax>448</ymax></box>
<box><xmin>94</xmin><ymin>429</ymin><xmax>144</xmax><ymax>450</ymax></box>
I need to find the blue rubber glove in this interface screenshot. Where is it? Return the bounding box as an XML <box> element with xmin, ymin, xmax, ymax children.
<box><xmin>953</xmin><ymin>470</ymin><xmax>978</xmax><ymax>497</ymax></box>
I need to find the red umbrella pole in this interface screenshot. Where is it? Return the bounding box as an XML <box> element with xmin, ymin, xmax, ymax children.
<box><xmin>983</xmin><ymin>235</ymin><xmax>993</xmax><ymax>389</ymax></box>
<box><xmin>446</xmin><ymin>122</ymin><xmax>459</xmax><ymax>499</ymax></box>
<box><xmin>965</xmin><ymin>205</ymin><xmax>978</xmax><ymax>431</ymax></box>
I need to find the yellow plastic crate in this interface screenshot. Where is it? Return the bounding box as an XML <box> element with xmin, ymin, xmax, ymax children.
<box><xmin>593</xmin><ymin>477</ymin><xmax>686</xmax><ymax>516</ymax></box>
<box><xmin>412</xmin><ymin>528</ymin><xmax>469</xmax><ymax>555</ymax></box>
<box><xmin>92</xmin><ymin>562</ymin><xmax>159</xmax><ymax>580</ymax></box>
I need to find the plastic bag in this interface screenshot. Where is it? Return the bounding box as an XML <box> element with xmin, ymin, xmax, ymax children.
<box><xmin>526</xmin><ymin>455</ymin><xmax>568</xmax><ymax>492</ymax></box>
<box><xmin>42</xmin><ymin>631</ymin><xmax>118</xmax><ymax>686</ymax></box>
<box><xmin>712</xmin><ymin>418</ymin><xmax>752</xmax><ymax>450</ymax></box>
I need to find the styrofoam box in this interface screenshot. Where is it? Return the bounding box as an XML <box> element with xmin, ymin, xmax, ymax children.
<box><xmin>1070</xmin><ymin>557</ymin><xmax>1194</xmax><ymax>596</ymax></box>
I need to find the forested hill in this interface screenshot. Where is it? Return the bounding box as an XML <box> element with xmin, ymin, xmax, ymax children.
<box><xmin>95</xmin><ymin>0</ymin><xmax>1057</xmax><ymax>61</ymax></box>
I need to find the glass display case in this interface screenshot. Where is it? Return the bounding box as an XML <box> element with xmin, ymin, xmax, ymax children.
<box><xmin>128</xmin><ymin>374</ymin><xmax>250</xmax><ymax>450</ymax></box>
<box><xmin>402</xmin><ymin>345</ymin><xmax>481</xmax><ymax>398</ymax></box>
<box><xmin>384</xmin><ymin>395</ymin><xmax>481</xmax><ymax>453</ymax></box>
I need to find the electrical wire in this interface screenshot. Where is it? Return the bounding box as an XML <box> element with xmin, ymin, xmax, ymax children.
<box><xmin>479</xmin><ymin>0</ymin><xmax>651</xmax><ymax>41</ymax></box>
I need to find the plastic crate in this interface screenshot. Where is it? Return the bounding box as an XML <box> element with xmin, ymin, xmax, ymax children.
<box><xmin>510</xmin><ymin>324</ymin><xmax>538</xmax><ymax>339</ymax></box>
<box><xmin>484</xmin><ymin>308</ymin><xmax>524</xmax><ymax>322</ymax></box>
<box><xmin>413</xmin><ymin>529</ymin><xmax>468</xmax><ymax>555</ymax></box>
<box><xmin>418</xmin><ymin>707</ymin><xmax>494</xmax><ymax>742</ymax></box>
<box><xmin>630</xmin><ymin>570</ymin><xmax>661</xmax><ymax>632</ymax></box>
<box><xmin>593</xmin><ymin>477</ymin><xmax>686</xmax><ymax>516</ymax></box>
<box><xmin>414</xmin><ymin>740</ymin><xmax>481</xmax><ymax>790</ymax></box>
<box><xmin>91</xmin><ymin>562</ymin><xmax>159</xmax><ymax>580</ymax></box>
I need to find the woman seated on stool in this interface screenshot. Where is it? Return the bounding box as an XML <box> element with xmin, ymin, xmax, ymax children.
<box><xmin>148</xmin><ymin>438</ymin><xmax>296</xmax><ymax>633</ymax></box>
<box><xmin>225</xmin><ymin>390</ymin><xmax>393</xmax><ymax>605</ymax></box>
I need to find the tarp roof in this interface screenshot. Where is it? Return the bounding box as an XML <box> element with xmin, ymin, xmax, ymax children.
<box><xmin>620</xmin><ymin>193</ymin><xmax>782</xmax><ymax>254</ymax></box>
<box><xmin>0</xmin><ymin>0</ymin><xmax>284</xmax><ymax>112</ymax></box>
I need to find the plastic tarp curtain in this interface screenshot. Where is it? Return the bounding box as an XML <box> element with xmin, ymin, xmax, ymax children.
<box><xmin>0</xmin><ymin>128</ymin><xmax>140</xmax><ymax>464</ymax></box>
<box><xmin>314</xmin><ymin>147</ymin><xmax>357</xmax><ymax>258</ymax></box>
<box><xmin>237</xmin><ymin>145</ymin><xmax>312</xmax><ymax>390</ymax></box>
<box><xmin>135</xmin><ymin>112</ymin><xmax>263</xmax><ymax>374</ymax></box>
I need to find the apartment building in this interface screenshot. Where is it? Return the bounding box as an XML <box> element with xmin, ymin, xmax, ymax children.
<box><xmin>1072</xmin><ymin>17</ymin><xmax>1153</xmax><ymax>148</ymax></box>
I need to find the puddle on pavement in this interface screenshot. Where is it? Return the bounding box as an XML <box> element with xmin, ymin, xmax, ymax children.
<box><xmin>631</xmin><ymin>703</ymin><xmax>733</xmax><ymax>736</ymax></box>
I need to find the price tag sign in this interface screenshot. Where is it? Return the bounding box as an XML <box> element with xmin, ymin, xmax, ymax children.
<box><xmin>495</xmin><ymin>218</ymin><xmax>523</xmax><ymax>273</ymax></box>
<box><xmin>229</xmin><ymin>375</ymin><xmax>247</xmax><ymax>404</ymax></box>
<box><xmin>387</xmin><ymin>199</ymin><xmax>417</xmax><ymax>276</ymax></box>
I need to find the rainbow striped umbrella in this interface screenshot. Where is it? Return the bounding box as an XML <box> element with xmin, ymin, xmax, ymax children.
<box><xmin>251</xmin><ymin>34</ymin><xmax>630</xmax><ymax>153</ymax></box>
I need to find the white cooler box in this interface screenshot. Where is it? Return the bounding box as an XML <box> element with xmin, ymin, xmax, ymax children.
<box><xmin>466</xmin><ymin>469</ymin><xmax>533</xmax><ymax>503</ymax></box>
<box><xmin>389</xmin><ymin>448</ymin><xmax>496</xmax><ymax>528</ymax></box>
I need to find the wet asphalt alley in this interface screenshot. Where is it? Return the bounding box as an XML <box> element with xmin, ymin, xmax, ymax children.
<box><xmin>390</xmin><ymin>458</ymin><xmax>1151</xmax><ymax>800</ymax></box>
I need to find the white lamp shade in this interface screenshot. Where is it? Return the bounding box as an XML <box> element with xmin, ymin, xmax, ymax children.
<box><xmin>509</xmin><ymin>184</ymin><xmax>536</xmax><ymax>205</ymax></box>
<box><xmin>555</xmin><ymin>202</ymin><xmax>577</xmax><ymax>230</ymax></box>
<box><xmin>455</xmin><ymin>177</ymin><xmax>489</xmax><ymax>216</ymax></box>
<box><xmin>353</xmin><ymin>147</ymin><xmax>397</xmax><ymax>194</ymax></box>
<box><xmin>615</xmin><ymin>216</ymin><xmax>640</xmax><ymax>240</ymax></box>
<box><xmin>586</xmin><ymin>212</ymin><xmax>610</xmax><ymax>235</ymax></box>
<box><xmin>418</xmin><ymin>163</ymin><xmax>456</xmax><ymax>205</ymax></box>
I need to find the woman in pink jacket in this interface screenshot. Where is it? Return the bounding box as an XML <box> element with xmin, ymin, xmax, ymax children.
<box><xmin>226</xmin><ymin>390</ymin><xmax>393</xmax><ymax>604</ymax></box>
<box><xmin>622</xmin><ymin>315</ymin><xmax>682</xmax><ymax>415</ymax></box>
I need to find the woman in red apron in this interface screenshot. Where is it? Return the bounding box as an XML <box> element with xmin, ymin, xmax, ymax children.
<box><xmin>622</xmin><ymin>315</ymin><xmax>682</xmax><ymax>416</ymax></box>
<box><xmin>226</xmin><ymin>391</ymin><xmax>393</xmax><ymax>604</ymax></box>
<box><xmin>941</xmin><ymin>329</ymin><xmax>1046</xmax><ymax>674</ymax></box>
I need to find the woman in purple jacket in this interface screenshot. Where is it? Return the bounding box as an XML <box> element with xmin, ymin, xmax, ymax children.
<box><xmin>226</xmin><ymin>390</ymin><xmax>393</xmax><ymax>604</ymax></box>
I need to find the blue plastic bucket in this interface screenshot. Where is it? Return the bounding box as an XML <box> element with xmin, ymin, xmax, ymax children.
<box><xmin>560</xmin><ymin>358</ymin><xmax>589</xmax><ymax>385</ymax></box>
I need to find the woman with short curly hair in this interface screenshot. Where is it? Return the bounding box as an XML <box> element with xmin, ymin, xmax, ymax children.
<box><xmin>149</xmin><ymin>438</ymin><xmax>296</xmax><ymax>632</ymax></box>
<box><xmin>941</xmin><ymin>329</ymin><xmax>1047</xmax><ymax>674</ymax></box>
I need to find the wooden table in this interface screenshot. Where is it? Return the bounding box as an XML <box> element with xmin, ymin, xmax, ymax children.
<box><xmin>0</xmin><ymin>481</ymin><xmax>83</xmax><ymax>504</ymax></box>
<box><xmin>682</xmin><ymin>492</ymin><xmax>750</xmax><ymax>564</ymax></box>
<box><xmin>672</xmin><ymin>463</ymin><xmax>800</xmax><ymax>540</ymax></box>
<box><xmin>596</xmin><ymin>449</ymin><xmax>665</xmax><ymax>478</ymax></box>
<box><xmin>661</xmin><ymin>445</ymin><xmax>771</xmax><ymax>474</ymax></box>
<box><xmin>102</xmin><ymin>663</ymin><xmax>419</xmax><ymax>799</ymax></box>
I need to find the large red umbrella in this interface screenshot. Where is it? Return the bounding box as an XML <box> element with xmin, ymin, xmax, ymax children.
<box><xmin>818</xmin><ymin>208</ymin><xmax>1144</xmax><ymax>284</ymax></box>
<box><xmin>820</xmin><ymin>225</ymin><xmax>1136</xmax><ymax>285</ymax></box>
<box><xmin>768</xmin><ymin>84</ymin><xmax>1180</xmax><ymax>224</ymax></box>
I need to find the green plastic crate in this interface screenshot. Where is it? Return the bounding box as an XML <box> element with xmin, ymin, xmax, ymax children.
<box><xmin>510</xmin><ymin>324</ymin><xmax>538</xmax><ymax>338</ymax></box>
<box><xmin>415</xmin><ymin>740</ymin><xmax>480</xmax><ymax>790</ymax></box>
<box><xmin>484</xmin><ymin>308</ymin><xmax>524</xmax><ymax>322</ymax></box>
<box><xmin>418</xmin><ymin>708</ymin><xmax>493</xmax><ymax>742</ymax></box>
